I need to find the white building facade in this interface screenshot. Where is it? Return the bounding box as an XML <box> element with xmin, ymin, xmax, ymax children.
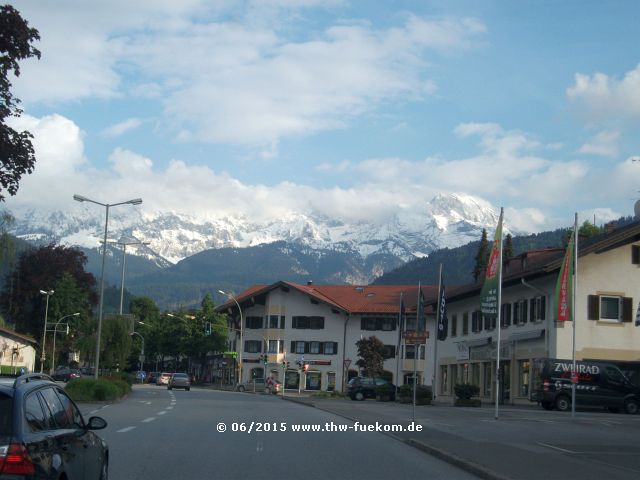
<box><xmin>0</xmin><ymin>326</ymin><xmax>38</xmax><ymax>374</ymax></box>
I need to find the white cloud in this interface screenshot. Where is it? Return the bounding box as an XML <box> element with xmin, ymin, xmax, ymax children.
<box><xmin>102</xmin><ymin>118</ymin><xmax>143</xmax><ymax>138</ymax></box>
<box><xmin>578</xmin><ymin>130</ymin><xmax>620</xmax><ymax>158</ymax></box>
<box><xmin>567</xmin><ymin>64</ymin><xmax>640</xmax><ymax>119</ymax></box>
<box><xmin>11</xmin><ymin>2</ymin><xmax>486</xmax><ymax>147</ymax></box>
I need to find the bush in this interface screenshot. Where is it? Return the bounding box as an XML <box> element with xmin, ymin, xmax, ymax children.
<box><xmin>398</xmin><ymin>384</ymin><xmax>432</xmax><ymax>404</ymax></box>
<box><xmin>65</xmin><ymin>377</ymin><xmax>127</xmax><ymax>402</ymax></box>
<box><xmin>375</xmin><ymin>383</ymin><xmax>395</xmax><ymax>401</ymax></box>
<box><xmin>107</xmin><ymin>372</ymin><xmax>134</xmax><ymax>386</ymax></box>
<box><xmin>454</xmin><ymin>383</ymin><xmax>480</xmax><ymax>400</ymax></box>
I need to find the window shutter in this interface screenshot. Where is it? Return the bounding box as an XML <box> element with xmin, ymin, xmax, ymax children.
<box><xmin>522</xmin><ymin>301</ymin><xmax>528</xmax><ymax>323</ymax></box>
<box><xmin>588</xmin><ymin>295</ymin><xmax>600</xmax><ymax>320</ymax></box>
<box><xmin>530</xmin><ymin>299</ymin><xmax>535</xmax><ymax>322</ymax></box>
<box><xmin>505</xmin><ymin>303</ymin><xmax>512</xmax><ymax>326</ymax></box>
<box><xmin>513</xmin><ymin>302</ymin><xmax>519</xmax><ymax>324</ymax></box>
<box><xmin>280</xmin><ymin>316</ymin><xmax>285</xmax><ymax>329</ymax></box>
<box><xmin>304</xmin><ymin>342</ymin><xmax>310</xmax><ymax>354</ymax></box>
<box><xmin>633</xmin><ymin>245</ymin><xmax>640</xmax><ymax>264</ymax></box>
<box><xmin>541</xmin><ymin>296</ymin><xmax>546</xmax><ymax>320</ymax></box>
<box><xmin>333</xmin><ymin>342</ymin><xmax>338</xmax><ymax>355</ymax></box>
<box><xmin>290</xmin><ymin>341</ymin><xmax>295</xmax><ymax>352</ymax></box>
<box><xmin>622</xmin><ymin>297</ymin><xmax>633</xmax><ymax>322</ymax></box>
<box><xmin>279</xmin><ymin>341</ymin><xmax>284</xmax><ymax>353</ymax></box>
<box><xmin>244</xmin><ymin>341</ymin><xmax>249</xmax><ymax>353</ymax></box>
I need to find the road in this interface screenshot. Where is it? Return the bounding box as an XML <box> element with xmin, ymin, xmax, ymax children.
<box><xmin>80</xmin><ymin>385</ymin><xmax>477</xmax><ymax>480</ymax></box>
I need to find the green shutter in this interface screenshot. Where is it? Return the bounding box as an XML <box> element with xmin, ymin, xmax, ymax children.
<box><xmin>622</xmin><ymin>297</ymin><xmax>633</xmax><ymax>322</ymax></box>
<box><xmin>588</xmin><ymin>295</ymin><xmax>599</xmax><ymax>320</ymax></box>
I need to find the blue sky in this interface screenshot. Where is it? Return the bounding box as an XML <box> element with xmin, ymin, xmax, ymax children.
<box><xmin>4</xmin><ymin>0</ymin><xmax>640</xmax><ymax>233</ymax></box>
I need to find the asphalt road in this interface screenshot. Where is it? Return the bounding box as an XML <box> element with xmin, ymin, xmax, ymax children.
<box><xmin>80</xmin><ymin>385</ymin><xmax>477</xmax><ymax>480</ymax></box>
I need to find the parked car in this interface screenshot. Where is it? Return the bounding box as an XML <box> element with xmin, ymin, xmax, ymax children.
<box><xmin>157</xmin><ymin>372</ymin><xmax>172</xmax><ymax>386</ymax></box>
<box><xmin>51</xmin><ymin>367</ymin><xmax>82</xmax><ymax>383</ymax></box>
<box><xmin>530</xmin><ymin>358</ymin><xmax>640</xmax><ymax>414</ymax></box>
<box><xmin>237</xmin><ymin>378</ymin><xmax>281</xmax><ymax>394</ymax></box>
<box><xmin>168</xmin><ymin>373</ymin><xmax>191</xmax><ymax>391</ymax></box>
<box><xmin>147</xmin><ymin>372</ymin><xmax>159</xmax><ymax>384</ymax></box>
<box><xmin>0</xmin><ymin>373</ymin><xmax>109</xmax><ymax>479</ymax></box>
<box><xmin>347</xmin><ymin>377</ymin><xmax>396</xmax><ymax>401</ymax></box>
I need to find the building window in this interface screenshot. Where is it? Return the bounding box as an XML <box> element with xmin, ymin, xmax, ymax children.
<box><xmin>268</xmin><ymin>315</ymin><xmax>279</xmax><ymax>328</ymax></box>
<box><xmin>483</xmin><ymin>362</ymin><xmax>492</xmax><ymax>397</ymax></box>
<box><xmin>292</xmin><ymin>316</ymin><xmax>325</xmax><ymax>329</ymax></box>
<box><xmin>403</xmin><ymin>344</ymin><xmax>425</xmax><ymax>360</ymax></box>
<box><xmin>471</xmin><ymin>311</ymin><xmax>481</xmax><ymax>332</ymax></box>
<box><xmin>518</xmin><ymin>360</ymin><xmax>530</xmax><ymax>397</ymax></box>
<box><xmin>245</xmin><ymin>316</ymin><xmax>263</xmax><ymax>329</ymax></box>
<box><xmin>462</xmin><ymin>312</ymin><xmax>469</xmax><ymax>335</ymax></box>
<box><xmin>360</xmin><ymin>317</ymin><xmax>396</xmax><ymax>331</ymax></box>
<box><xmin>513</xmin><ymin>300</ymin><xmax>528</xmax><ymax>325</ymax></box>
<box><xmin>310</xmin><ymin>341</ymin><xmax>321</xmax><ymax>354</ymax></box>
<box><xmin>268</xmin><ymin>340</ymin><xmax>278</xmax><ymax>354</ymax></box>
<box><xmin>382</xmin><ymin>345</ymin><xmax>396</xmax><ymax>359</ymax></box>
<box><xmin>529</xmin><ymin>296</ymin><xmax>546</xmax><ymax>322</ymax></box>
<box><xmin>501</xmin><ymin>303</ymin><xmax>512</xmax><ymax>327</ymax></box>
<box><xmin>323</xmin><ymin>342</ymin><xmax>336</xmax><ymax>355</ymax></box>
<box><xmin>245</xmin><ymin>340</ymin><xmax>262</xmax><ymax>353</ymax></box>
<box><xmin>451</xmin><ymin>314</ymin><xmax>457</xmax><ymax>337</ymax></box>
<box><xmin>451</xmin><ymin>364</ymin><xmax>458</xmax><ymax>385</ymax></box>
<box><xmin>588</xmin><ymin>295</ymin><xmax>633</xmax><ymax>322</ymax></box>
<box><xmin>327</xmin><ymin>372</ymin><xmax>336</xmax><ymax>391</ymax></box>
<box><xmin>294</xmin><ymin>341</ymin><xmax>305</xmax><ymax>354</ymax></box>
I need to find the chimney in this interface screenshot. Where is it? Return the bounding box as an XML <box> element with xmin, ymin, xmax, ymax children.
<box><xmin>605</xmin><ymin>221</ymin><xmax>616</xmax><ymax>233</ymax></box>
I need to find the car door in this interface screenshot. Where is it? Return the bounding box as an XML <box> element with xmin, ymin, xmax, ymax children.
<box><xmin>55</xmin><ymin>388</ymin><xmax>104</xmax><ymax>479</ymax></box>
<box><xmin>38</xmin><ymin>387</ymin><xmax>85</xmax><ymax>479</ymax></box>
<box><xmin>22</xmin><ymin>391</ymin><xmax>57</xmax><ymax>477</ymax></box>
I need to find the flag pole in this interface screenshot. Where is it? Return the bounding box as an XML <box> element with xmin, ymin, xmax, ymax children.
<box><xmin>571</xmin><ymin>213</ymin><xmax>578</xmax><ymax>420</ymax></box>
<box><xmin>413</xmin><ymin>282</ymin><xmax>421</xmax><ymax>422</ymax></box>
<box><xmin>396</xmin><ymin>292</ymin><xmax>404</xmax><ymax>398</ymax></box>
<box><xmin>433</xmin><ymin>264</ymin><xmax>442</xmax><ymax>400</ymax></box>
<box><xmin>494</xmin><ymin>207</ymin><xmax>504</xmax><ymax>421</ymax></box>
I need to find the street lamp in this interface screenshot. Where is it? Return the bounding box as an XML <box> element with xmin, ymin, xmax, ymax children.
<box><xmin>39</xmin><ymin>289</ymin><xmax>54</xmax><ymax>373</ymax></box>
<box><xmin>73</xmin><ymin>194</ymin><xmax>142</xmax><ymax>379</ymax></box>
<box><xmin>218</xmin><ymin>290</ymin><xmax>243</xmax><ymax>385</ymax></box>
<box><xmin>51</xmin><ymin>313</ymin><xmax>80</xmax><ymax>373</ymax></box>
<box><xmin>130</xmin><ymin>331</ymin><xmax>145</xmax><ymax>375</ymax></box>
<box><xmin>109</xmin><ymin>238</ymin><xmax>150</xmax><ymax>315</ymax></box>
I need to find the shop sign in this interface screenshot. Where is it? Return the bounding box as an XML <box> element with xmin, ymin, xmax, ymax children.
<box><xmin>456</xmin><ymin>343</ymin><xmax>470</xmax><ymax>361</ymax></box>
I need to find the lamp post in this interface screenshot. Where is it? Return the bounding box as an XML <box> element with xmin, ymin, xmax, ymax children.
<box><xmin>111</xmin><ymin>238</ymin><xmax>150</xmax><ymax>315</ymax></box>
<box><xmin>130</xmin><ymin>331</ymin><xmax>145</xmax><ymax>375</ymax></box>
<box><xmin>73</xmin><ymin>194</ymin><xmax>142</xmax><ymax>379</ymax></box>
<box><xmin>51</xmin><ymin>313</ymin><xmax>80</xmax><ymax>373</ymax></box>
<box><xmin>218</xmin><ymin>290</ymin><xmax>243</xmax><ymax>385</ymax></box>
<box><xmin>39</xmin><ymin>289</ymin><xmax>54</xmax><ymax>373</ymax></box>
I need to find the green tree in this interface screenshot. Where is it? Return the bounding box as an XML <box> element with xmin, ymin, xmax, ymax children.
<box><xmin>355</xmin><ymin>336</ymin><xmax>385</xmax><ymax>378</ymax></box>
<box><xmin>0</xmin><ymin>5</ymin><xmax>41</xmax><ymax>202</ymax></box>
<box><xmin>0</xmin><ymin>244</ymin><xmax>97</xmax><ymax>337</ymax></box>
<box><xmin>503</xmin><ymin>233</ymin><xmax>514</xmax><ymax>263</ymax></box>
<box><xmin>579</xmin><ymin>220</ymin><xmax>603</xmax><ymax>238</ymax></box>
<box><xmin>101</xmin><ymin>315</ymin><xmax>132</xmax><ymax>371</ymax></box>
<box><xmin>473</xmin><ymin>228</ymin><xmax>489</xmax><ymax>282</ymax></box>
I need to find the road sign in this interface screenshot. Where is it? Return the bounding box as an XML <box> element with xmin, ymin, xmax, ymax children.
<box><xmin>403</xmin><ymin>331</ymin><xmax>428</xmax><ymax>344</ymax></box>
<box><xmin>343</xmin><ymin>359</ymin><xmax>351</xmax><ymax>370</ymax></box>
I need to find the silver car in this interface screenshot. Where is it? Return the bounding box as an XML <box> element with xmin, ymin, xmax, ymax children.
<box><xmin>237</xmin><ymin>378</ymin><xmax>281</xmax><ymax>394</ymax></box>
<box><xmin>168</xmin><ymin>373</ymin><xmax>191</xmax><ymax>391</ymax></box>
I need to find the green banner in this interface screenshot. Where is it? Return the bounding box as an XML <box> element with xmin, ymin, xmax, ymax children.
<box><xmin>480</xmin><ymin>209</ymin><xmax>503</xmax><ymax>318</ymax></box>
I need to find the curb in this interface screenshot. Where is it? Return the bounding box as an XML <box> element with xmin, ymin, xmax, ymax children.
<box><xmin>284</xmin><ymin>396</ymin><xmax>511</xmax><ymax>480</ymax></box>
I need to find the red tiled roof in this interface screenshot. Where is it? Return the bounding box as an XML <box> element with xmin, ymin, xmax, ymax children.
<box><xmin>217</xmin><ymin>281</ymin><xmax>439</xmax><ymax>315</ymax></box>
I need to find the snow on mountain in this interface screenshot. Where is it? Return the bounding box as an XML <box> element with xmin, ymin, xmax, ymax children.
<box><xmin>7</xmin><ymin>193</ymin><xmax>504</xmax><ymax>270</ymax></box>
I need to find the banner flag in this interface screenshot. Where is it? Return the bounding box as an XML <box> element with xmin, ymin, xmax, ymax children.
<box><xmin>417</xmin><ymin>282</ymin><xmax>425</xmax><ymax>331</ymax></box>
<box><xmin>437</xmin><ymin>276</ymin><xmax>448</xmax><ymax>341</ymax></box>
<box><xmin>396</xmin><ymin>292</ymin><xmax>405</xmax><ymax>355</ymax></box>
<box><xmin>554</xmin><ymin>228</ymin><xmax>575</xmax><ymax>322</ymax></box>
<box><xmin>480</xmin><ymin>209</ymin><xmax>504</xmax><ymax>318</ymax></box>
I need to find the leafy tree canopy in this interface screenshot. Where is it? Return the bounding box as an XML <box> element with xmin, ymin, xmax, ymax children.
<box><xmin>355</xmin><ymin>336</ymin><xmax>385</xmax><ymax>378</ymax></box>
<box><xmin>0</xmin><ymin>5</ymin><xmax>40</xmax><ymax>201</ymax></box>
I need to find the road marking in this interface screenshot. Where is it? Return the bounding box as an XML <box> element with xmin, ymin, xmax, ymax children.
<box><xmin>117</xmin><ymin>426</ymin><xmax>136</xmax><ymax>433</ymax></box>
<box><xmin>166</xmin><ymin>406</ymin><xmax>173</xmax><ymax>410</ymax></box>
<box><xmin>538</xmin><ymin>442</ymin><xmax>581</xmax><ymax>454</ymax></box>
<box><xmin>142</xmin><ymin>417</ymin><xmax>156</xmax><ymax>423</ymax></box>
<box><xmin>158</xmin><ymin>411</ymin><xmax>167</xmax><ymax>415</ymax></box>
<box><xmin>90</xmin><ymin>409</ymin><xmax>100</xmax><ymax>415</ymax></box>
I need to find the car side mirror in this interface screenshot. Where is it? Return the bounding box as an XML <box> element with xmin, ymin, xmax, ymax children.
<box><xmin>87</xmin><ymin>416</ymin><xmax>107</xmax><ymax>430</ymax></box>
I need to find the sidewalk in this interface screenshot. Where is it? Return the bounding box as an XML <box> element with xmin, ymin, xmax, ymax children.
<box><xmin>281</xmin><ymin>395</ymin><xmax>640</xmax><ymax>480</ymax></box>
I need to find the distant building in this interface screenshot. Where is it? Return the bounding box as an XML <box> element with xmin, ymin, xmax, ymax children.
<box><xmin>0</xmin><ymin>326</ymin><xmax>38</xmax><ymax>374</ymax></box>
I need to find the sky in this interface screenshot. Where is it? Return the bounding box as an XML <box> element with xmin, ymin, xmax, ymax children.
<box><xmin>4</xmin><ymin>0</ymin><xmax>640</xmax><ymax>234</ymax></box>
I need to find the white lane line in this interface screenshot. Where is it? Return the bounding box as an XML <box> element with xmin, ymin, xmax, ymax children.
<box><xmin>158</xmin><ymin>411</ymin><xmax>167</xmax><ymax>415</ymax></box>
<box><xmin>142</xmin><ymin>417</ymin><xmax>156</xmax><ymax>423</ymax></box>
<box><xmin>90</xmin><ymin>409</ymin><xmax>100</xmax><ymax>415</ymax></box>
<box><xmin>537</xmin><ymin>442</ymin><xmax>581</xmax><ymax>454</ymax></box>
<box><xmin>166</xmin><ymin>406</ymin><xmax>173</xmax><ymax>410</ymax></box>
<box><xmin>117</xmin><ymin>426</ymin><xmax>136</xmax><ymax>433</ymax></box>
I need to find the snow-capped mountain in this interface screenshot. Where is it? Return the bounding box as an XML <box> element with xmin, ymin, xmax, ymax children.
<box><xmin>7</xmin><ymin>193</ymin><xmax>503</xmax><ymax>273</ymax></box>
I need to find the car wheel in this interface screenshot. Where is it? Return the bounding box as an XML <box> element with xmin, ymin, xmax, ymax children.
<box><xmin>186</xmin><ymin>387</ymin><xmax>190</xmax><ymax>391</ymax></box>
<box><xmin>624</xmin><ymin>399</ymin><xmax>639</xmax><ymax>415</ymax></box>
<box><xmin>555</xmin><ymin>395</ymin><xmax>570</xmax><ymax>412</ymax></box>
<box><xmin>168</xmin><ymin>386</ymin><xmax>172</xmax><ymax>390</ymax></box>
<box><xmin>238</xmin><ymin>385</ymin><xmax>245</xmax><ymax>392</ymax></box>
<box><xmin>607</xmin><ymin>406</ymin><xmax>620</xmax><ymax>413</ymax></box>
<box><xmin>355</xmin><ymin>391</ymin><xmax>364</xmax><ymax>401</ymax></box>
<box><xmin>541</xmin><ymin>401</ymin><xmax>553</xmax><ymax>411</ymax></box>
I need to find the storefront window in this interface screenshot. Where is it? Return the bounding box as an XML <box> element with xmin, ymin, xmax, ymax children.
<box><xmin>451</xmin><ymin>364</ymin><xmax>458</xmax><ymax>387</ymax></box>
<box><xmin>471</xmin><ymin>363</ymin><xmax>480</xmax><ymax>388</ymax></box>
<box><xmin>327</xmin><ymin>372</ymin><xmax>336</xmax><ymax>391</ymax></box>
<box><xmin>285</xmin><ymin>370</ymin><xmax>299</xmax><ymax>389</ymax></box>
<box><xmin>518</xmin><ymin>360</ymin><xmax>530</xmax><ymax>397</ymax></box>
<box><xmin>305</xmin><ymin>371</ymin><xmax>321</xmax><ymax>390</ymax></box>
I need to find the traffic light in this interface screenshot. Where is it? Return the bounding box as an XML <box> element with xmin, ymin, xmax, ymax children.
<box><xmin>286</xmin><ymin>361</ymin><xmax>290</xmax><ymax>368</ymax></box>
<box><xmin>263</xmin><ymin>355</ymin><xmax>268</xmax><ymax>366</ymax></box>
<box><xmin>303</xmin><ymin>363</ymin><xmax>309</xmax><ymax>372</ymax></box>
<box><xmin>281</xmin><ymin>361</ymin><xmax>286</xmax><ymax>369</ymax></box>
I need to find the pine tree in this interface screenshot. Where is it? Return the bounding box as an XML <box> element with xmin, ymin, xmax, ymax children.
<box><xmin>473</xmin><ymin>228</ymin><xmax>489</xmax><ymax>282</ymax></box>
<box><xmin>503</xmin><ymin>233</ymin><xmax>514</xmax><ymax>262</ymax></box>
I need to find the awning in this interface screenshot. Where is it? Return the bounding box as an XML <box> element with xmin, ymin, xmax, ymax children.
<box><xmin>461</xmin><ymin>338</ymin><xmax>492</xmax><ymax>348</ymax></box>
<box><xmin>508</xmin><ymin>329</ymin><xmax>545</xmax><ymax>343</ymax></box>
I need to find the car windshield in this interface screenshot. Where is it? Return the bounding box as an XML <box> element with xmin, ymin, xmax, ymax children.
<box><xmin>0</xmin><ymin>393</ymin><xmax>12</xmax><ymax>440</ymax></box>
